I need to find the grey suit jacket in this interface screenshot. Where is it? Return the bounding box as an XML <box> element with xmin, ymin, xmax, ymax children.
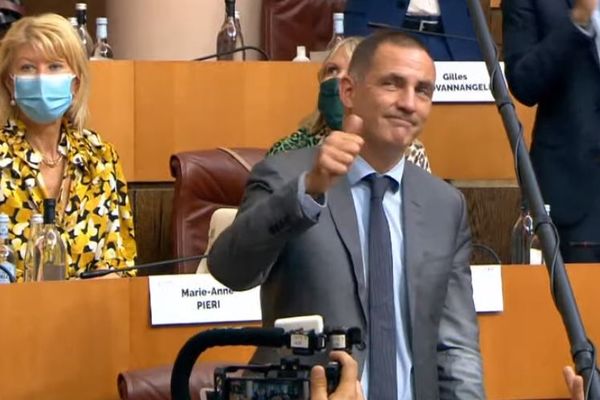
<box><xmin>209</xmin><ymin>148</ymin><xmax>485</xmax><ymax>399</ymax></box>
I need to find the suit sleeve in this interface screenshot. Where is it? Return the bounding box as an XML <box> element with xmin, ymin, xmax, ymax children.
<box><xmin>437</xmin><ymin>192</ymin><xmax>485</xmax><ymax>399</ymax></box>
<box><xmin>208</xmin><ymin>159</ymin><xmax>318</xmax><ymax>291</ymax></box>
<box><xmin>502</xmin><ymin>0</ymin><xmax>594</xmax><ymax>106</ymax></box>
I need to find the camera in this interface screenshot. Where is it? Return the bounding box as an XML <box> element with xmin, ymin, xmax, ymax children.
<box><xmin>171</xmin><ymin>315</ymin><xmax>362</xmax><ymax>400</ymax></box>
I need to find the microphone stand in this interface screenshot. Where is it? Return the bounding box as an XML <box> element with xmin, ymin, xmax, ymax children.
<box><xmin>193</xmin><ymin>46</ymin><xmax>270</xmax><ymax>61</ymax></box>
<box><xmin>79</xmin><ymin>254</ymin><xmax>207</xmax><ymax>279</ymax></box>
<box><xmin>465</xmin><ymin>0</ymin><xmax>600</xmax><ymax>396</ymax></box>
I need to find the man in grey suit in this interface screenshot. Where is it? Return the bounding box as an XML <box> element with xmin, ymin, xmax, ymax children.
<box><xmin>209</xmin><ymin>31</ymin><xmax>484</xmax><ymax>399</ymax></box>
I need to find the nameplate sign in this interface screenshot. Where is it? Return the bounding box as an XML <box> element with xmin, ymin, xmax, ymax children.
<box><xmin>470</xmin><ymin>264</ymin><xmax>504</xmax><ymax>313</ymax></box>
<box><xmin>148</xmin><ymin>274</ymin><xmax>262</xmax><ymax>326</ymax></box>
<box><xmin>433</xmin><ymin>62</ymin><xmax>505</xmax><ymax>103</ymax></box>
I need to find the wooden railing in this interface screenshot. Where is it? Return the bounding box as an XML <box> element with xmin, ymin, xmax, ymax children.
<box><xmin>2</xmin><ymin>265</ymin><xmax>598</xmax><ymax>399</ymax></box>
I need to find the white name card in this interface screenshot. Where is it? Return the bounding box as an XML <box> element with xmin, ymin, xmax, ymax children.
<box><xmin>433</xmin><ymin>62</ymin><xmax>505</xmax><ymax>103</ymax></box>
<box><xmin>470</xmin><ymin>264</ymin><xmax>504</xmax><ymax>313</ymax></box>
<box><xmin>148</xmin><ymin>274</ymin><xmax>262</xmax><ymax>326</ymax></box>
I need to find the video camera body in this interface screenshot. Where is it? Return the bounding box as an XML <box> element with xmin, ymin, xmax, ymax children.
<box><xmin>170</xmin><ymin>315</ymin><xmax>363</xmax><ymax>400</ymax></box>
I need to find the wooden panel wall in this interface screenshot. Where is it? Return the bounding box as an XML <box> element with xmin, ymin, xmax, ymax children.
<box><xmin>130</xmin><ymin>183</ymin><xmax>522</xmax><ymax>268</ymax></box>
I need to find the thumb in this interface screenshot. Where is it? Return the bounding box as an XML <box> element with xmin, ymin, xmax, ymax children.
<box><xmin>310</xmin><ymin>365</ymin><xmax>328</xmax><ymax>400</ymax></box>
<box><xmin>342</xmin><ymin>113</ymin><xmax>364</xmax><ymax>135</ymax></box>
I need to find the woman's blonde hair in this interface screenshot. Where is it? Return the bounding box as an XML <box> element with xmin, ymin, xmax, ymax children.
<box><xmin>0</xmin><ymin>13</ymin><xmax>90</xmax><ymax>130</ymax></box>
<box><xmin>300</xmin><ymin>36</ymin><xmax>363</xmax><ymax>135</ymax></box>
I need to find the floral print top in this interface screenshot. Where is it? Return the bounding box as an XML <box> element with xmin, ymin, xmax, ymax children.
<box><xmin>0</xmin><ymin>118</ymin><xmax>137</xmax><ymax>280</ymax></box>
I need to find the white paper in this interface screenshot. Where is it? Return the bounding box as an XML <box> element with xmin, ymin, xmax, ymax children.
<box><xmin>148</xmin><ymin>274</ymin><xmax>262</xmax><ymax>326</ymax></box>
<box><xmin>433</xmin><ymin>61</ymin><xmax>505</xmax><ymax>103</ymax></box>
<box><xmin>470</xmin><ymin>264</ymin><xmax>504</xmax><ymax>313</ymax></box>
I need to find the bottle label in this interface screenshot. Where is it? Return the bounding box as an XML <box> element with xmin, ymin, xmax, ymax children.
<box><xmin>96</xmin><ymin>25</ymin><xmax>108</xmax><ymax>40</ymax></box>
<box><xmin>334</xmin><ymin>19</ymin><xmax>344</xmax><ymax>34</ymax></box>
<box><xmin>0</xmin><ymin>261</ymin><xmax>16</xmax><ymax>284</ymax></box>
<box><xmin>0</xmin><ymin>224</ymin><xmax>8</xmax><ymax>240</ymax></box>
<box><xmin>530</xmin><ymin>248</ymin><xmax>543</xmax><ymax>265</ymax></box>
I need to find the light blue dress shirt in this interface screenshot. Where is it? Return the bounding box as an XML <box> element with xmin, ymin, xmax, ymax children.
<box><xmin>574</xmin><ymin>4</ymin><xmax>600</xmax><ymax>58</ymax></box>
<box><xmin>592</xmin><ymin>4</ymin><xmax>600</xmax><ymax>57</ymax></box>
<box><xmin>298</xmin><ymin>156</ymin><xmax>413</xmax><ymax>400</ymax></box>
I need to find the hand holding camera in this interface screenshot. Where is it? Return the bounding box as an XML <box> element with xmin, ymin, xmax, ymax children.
<box><xmin>310</xmin><ymin>351</ymin><xmax>364</xmax><ymax>400</ymax></box>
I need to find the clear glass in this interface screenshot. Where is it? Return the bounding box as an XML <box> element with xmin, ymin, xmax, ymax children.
<box><xmin>0</xmin><ymin>215</ymin><xmax>16</xmax><ymax>284</ymax></box>
<box><xmin>33</xmin><ymin>224</ymin><xmax>67</xmax><ymax>281</ymax></box>
<box><xmin>216</xmin><ymin>0</ymin><xmax>244</xmax><ymax>61</ymax></box>
<box><xmin>23</xmin><ymin>214</ymin><xmax>43</xmax><ymax>282</ymax></box>
<box><xmin>76</xmin><ymin>5</ymin><xmax>94</xmax><ymax>58</ymax></box>
<box><xmin>92</xmin><ymin>39</ymin><xmax>114</xmax><ymax>60</ymax></box>
<box><xmin>529</xmin><ymin>204</ymin><xmax>551</xmax><ymax>265</ymax></box>
<box><xmin>510</xmin><ymin>205</ymin><xmax>533</xmax><ymax>264</ymax></box>
<box><xmin>326</xmin><ymin>13</ymin><xmax>345</xmax><ymax>50</ymax></box>
<box><xmin>234</xmin><ymin>10</ymin><xmax>246</xmax><ymax>60</ymax></box>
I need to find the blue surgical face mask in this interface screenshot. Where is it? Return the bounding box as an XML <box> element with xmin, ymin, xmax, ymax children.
<box><xmin>13</xmin><ymin>73</ymin><xmax>75</xmax><ymax>124</ymax></box>
<box><xmin>317</xmin><ymin>77</ymin><xmax>344</xmax><ymax>131</ymax></box>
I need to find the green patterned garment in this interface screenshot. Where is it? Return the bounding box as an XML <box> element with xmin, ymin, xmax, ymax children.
<box><xmin>267</xmin><ymin>126</ymin><xmax>431</xmax><ymax>172</ymax></box>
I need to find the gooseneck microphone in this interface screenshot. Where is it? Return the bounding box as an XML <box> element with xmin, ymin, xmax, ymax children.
<box><xmin>193</xmin><ymin>46</ymin><xmax>270</xmax><ymax>61</ymax></box>
<box><xmin>367</xmin><ymin>21</ymin><xmax>478</xmax><ymax>42</ymax></box>
<box><xmin>79</xmin><ymin>254</ymin><xmax>207</xmax><ymax>279</ymax></box>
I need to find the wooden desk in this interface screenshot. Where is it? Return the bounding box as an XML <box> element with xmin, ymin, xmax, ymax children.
<box><xmin>2</xmin><ymin>265</ymin><xmax>593</xmax><ymax>399</ymax></box>
<box><xmin>87</xmin><ymin>61</ymin><xmax>535</xmax><ymax>182</ymax></box>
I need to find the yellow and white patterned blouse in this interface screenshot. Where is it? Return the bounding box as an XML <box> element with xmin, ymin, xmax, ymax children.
<box><xmin>0</xmin><ymin>118</ymin><xmax>137</xmax><ymax>280</ymax></box>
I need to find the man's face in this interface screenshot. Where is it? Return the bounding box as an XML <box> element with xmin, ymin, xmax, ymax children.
<box><xmin>341</xmin><ymin>43</ymin><xmax>435</xmax><ymax>152</ymax></box>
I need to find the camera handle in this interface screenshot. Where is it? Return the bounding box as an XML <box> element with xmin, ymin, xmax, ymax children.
<box><xmin>171</xmin><ymin>327</ymin><xmax>287</xmax><ymax>400</ymax></box>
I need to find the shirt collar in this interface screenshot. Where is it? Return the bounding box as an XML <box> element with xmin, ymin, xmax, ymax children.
<box><xmin>347</xmin><ymin>155</ymin><xmax>405</xmax><ymax>190</ymax></box>
<box><xmin>5</xmin><ymin>118</ymin><xmax>90</xmax><ymax>173</ymax></box>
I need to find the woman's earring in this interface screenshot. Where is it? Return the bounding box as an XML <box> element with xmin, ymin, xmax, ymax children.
<box><xmin>9</xmin><ymin>98</ymin><xmax>16</xmax><ymax>106</ymax></box>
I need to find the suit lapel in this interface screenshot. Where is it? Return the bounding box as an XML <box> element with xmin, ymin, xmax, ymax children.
<box><xmin>401</xmin><ymin>164</ymin><xmax>427</xmax><ymax>335</ymax></box>
<box><xmin>328</xmin><ymin>178</ymin><xmax>368</xmax><ymax>324</ymax></box>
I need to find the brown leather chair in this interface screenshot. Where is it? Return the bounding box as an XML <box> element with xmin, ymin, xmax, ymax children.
<box><xmin>169</xmin><ymin>147</ymin><xmax>266</xmax><ymax>273</ymax></box>
<box><xmin>117</xmin><ymin>362</ymin><xmax>228</xmax><ymax>400</ymax></box>
<box><xmin>262</xmin><ymin>0</ymin><xmax>347</xmax><ymax>61</ymax></box>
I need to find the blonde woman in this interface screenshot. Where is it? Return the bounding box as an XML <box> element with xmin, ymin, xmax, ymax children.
<box><xmin>0</xmin><ymin>13</ymin><xmax>136</xmax><ymax>279</ymax></box>
<box><xmin>268</xmin><ymin>37</ymin><xmax>430</xmax><ymax>172</ymax></box>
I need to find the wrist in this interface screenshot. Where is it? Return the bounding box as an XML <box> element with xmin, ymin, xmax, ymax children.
<box><xmin>572</xmin><ymin>8</ymin><xmax>592</xmax><ymax>27</ymax></box>
<box><xmin>305</xmin><ymin>171</ymin><xmax>327</xmax><ymax>198</ymax></box>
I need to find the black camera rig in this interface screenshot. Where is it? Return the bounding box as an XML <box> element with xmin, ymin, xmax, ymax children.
<box><xmin>170</xmin><ymin>323</ymin><xmax>362</xmax><ymax>400</ymax></box>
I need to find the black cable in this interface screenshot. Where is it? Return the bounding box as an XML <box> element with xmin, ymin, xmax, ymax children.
<box><xmin>193</xmin><ymin>46</ymin><xmax>270</xmax><ymax>61</ymax></box>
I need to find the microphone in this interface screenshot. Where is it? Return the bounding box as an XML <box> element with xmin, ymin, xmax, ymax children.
<box><xmin>368</xmin><ymin>21</ymin><xmax>478</xmax><ymax>42</ymax></box>
<box><xmin>193</xmin><ymin>46</ymin><xmax>270</xmax><ymax>61</ymax></box>
<box><xmin>79</xmin><ymin>254</ymin><xmax>207</xmax><ymax>279</ymax></box>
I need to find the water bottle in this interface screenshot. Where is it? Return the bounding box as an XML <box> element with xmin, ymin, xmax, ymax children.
<box><xmin>0</xmin><ymin>214</ymin><xmax>16</xmax><ymax>284</ymax></box>
<box><xmin>326</xmin><ymin>13</ymin><xmax>345</xmax><ymax>50</ymax></box>
<box><xmin>92</xmin><ymin>17</ymin><xmax>114</xmax><ymax>60</ymax></box>
<box><xmin>33</xmin><ymin>199</ymin><xmax>67</xmax><ymax>281</ymax></box>
<box><xmin>510</xmin><ymin>204</ymin><xmax>533</xmax><ymax>264</ymax></box>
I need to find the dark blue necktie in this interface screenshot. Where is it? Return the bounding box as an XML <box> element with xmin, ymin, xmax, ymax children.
<box><xmin>365</xmin><ymin>174</ymin><xmax>398</xmax><ymax>400</ymax></box>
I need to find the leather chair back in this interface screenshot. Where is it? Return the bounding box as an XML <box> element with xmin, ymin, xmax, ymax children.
<box><xmin>262</xmin><ymin>0</ymin><xmax>347</xmax><ymax>61</ymax></box>
<box><xmin>169</xmin><ymin>148</ymin><xmax>265</xmax><ymax>273</ymax></box>
<box><xmin>117</xmin><ymin>362</ymin><xmax>228</xmax><ymax>400</ymax></box>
